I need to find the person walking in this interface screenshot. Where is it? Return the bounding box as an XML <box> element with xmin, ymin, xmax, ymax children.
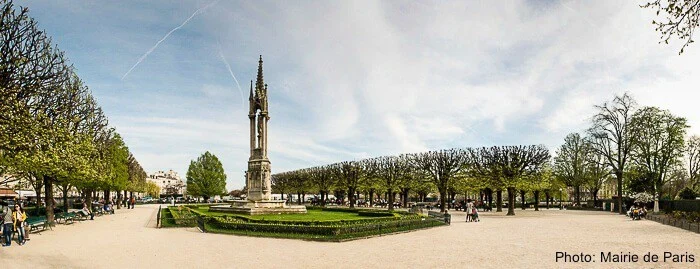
<box><xmin>2</xmin><ymin>206</ymin><xmax>14</xmax><ymax>246</ymax></box>
<box><xmin>465</xmin><ymin>199</ymin><xmax>473</xmax><ymax>222</ymax></box>
<box><xmin>13</xmin><ymin>204</ymin><xmax>27</xmax><ymax>245</ymax></box>
<box><xmin>130</xmin><ymin>196</ymin><xmax>136</xmax><ymax>209</ymax></box>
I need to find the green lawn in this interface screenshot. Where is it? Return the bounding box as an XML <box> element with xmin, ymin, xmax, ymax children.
<box><xmin>191</xmin><ymin>207</ymin><xmax>375</xmax><ymax>221</ymax></box>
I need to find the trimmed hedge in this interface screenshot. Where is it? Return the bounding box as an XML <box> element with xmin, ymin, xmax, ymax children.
<box><xmin>167</xmin><ymin>205</ymin><xmax>445</xmax><ymax>241</ymax></box>
<box><xmin>204</xmin><ymin>215</ymin><xmax>443</xmax><ymax>239</ymax></box>
<box><xmin>659</xmin><ymin>200</ymin><xmax>700</xmax><ymax>213</ymax></box>
<box><xmin>166</xmin><ymin>206</ymin><xmax>197</xmax><ymax>227</ymax></box>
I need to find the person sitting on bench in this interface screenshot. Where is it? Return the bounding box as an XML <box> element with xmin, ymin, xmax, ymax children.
<box><xmin>638</xmin><ymin>206</ymin><xmax>647</xmax><ymax>219</ymax></box>
<box><xmin>82</xmin><ymin>203</ymin><xmax>94</xmax><ymax>220</ymax></box>
<box><xmin>106</xmin><ymin>199</ymin><xmax>116</xmax><ymax>214</ymax></box>
<box><xmin>627</xmin><ymin>205</ymin><xmax>636</xmax><ymax>218</ymax></box>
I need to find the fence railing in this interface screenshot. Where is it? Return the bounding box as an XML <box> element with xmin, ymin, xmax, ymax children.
<box><xmin>157</xmin><ymin>205</ymin><xmax>161</xmax><ymax>228</ymax></box>
<box><xmin>196</xmin><ymin>216</ymin><xmax>206</xmax><ymax>233</ymax></box>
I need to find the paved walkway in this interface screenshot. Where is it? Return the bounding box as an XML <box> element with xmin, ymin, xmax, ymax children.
<box><xmin>1</xmin><ymin>205</ymin><xmax>698</xmax><ymax>268</ymax></box>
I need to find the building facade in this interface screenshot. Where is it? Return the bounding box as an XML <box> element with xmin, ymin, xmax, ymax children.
<box><xmin>147</xmin><ymin>170</ymin><xmax>186</xmax><ymax>196</ymax></box>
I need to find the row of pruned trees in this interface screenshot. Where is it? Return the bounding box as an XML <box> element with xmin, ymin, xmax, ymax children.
<box><xmin>554</xmin><ymin>93</ymin><xmax>696</xmax><ymax>213</ymax></box>
<box><xmin>0</xmin><ymin>0</ymin><xmax>150</xmax><ymax>222</ymax></box>
<box><xmin>273</xmin><ymin>145</ymin><xmax>553</xmax><ymax>215</ymax></box>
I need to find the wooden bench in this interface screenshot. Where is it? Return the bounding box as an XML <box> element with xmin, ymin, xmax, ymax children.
<box><xmin>26</xmin><ymin>216</ymin><xmax>49</xmax><ymax>233</ymax></box>
<box><xmin>428</xmin><ymin>211</ymin><xmax>451</xmax><ymax>225</ymax></box>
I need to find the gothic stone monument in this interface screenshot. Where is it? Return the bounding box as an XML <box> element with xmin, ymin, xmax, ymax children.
<box><xmin>210</xmin><ymin>56</ymin><xmax>305</xmax><ymax>215</ymax></box>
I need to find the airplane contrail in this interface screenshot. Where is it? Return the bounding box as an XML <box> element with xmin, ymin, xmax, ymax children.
<box><xmin>121</xmin><ymin>0</ymin><xmax>220</xmax><ymax>80</ymax></box>
<box><xmin>217</xmin><ymin>42</ymin><xmax>245</xmax><ymax>108</ymax></box>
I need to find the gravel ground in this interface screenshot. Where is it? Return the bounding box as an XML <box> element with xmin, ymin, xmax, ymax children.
<box><xmin>0</xmin><ymin>205</ymin><xmax>697</xmax><ymax>268</ymax></box>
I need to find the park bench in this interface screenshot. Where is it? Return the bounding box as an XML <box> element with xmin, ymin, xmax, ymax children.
<box><xmin>66</xmin><ymin>212</ymin><xmax>78</xmax><ymax>222</ymax></box>
<box><xmin>75</xmin><ymin>210</ymin><xmax>90</xmax><ymax>221</ymax></box>
<box><xmin>428</xmin><ymin>210</ymin><xmax>451</xmax><ymax>225</ymax></box>
<box><xmin>55</xmin><ymin>212</ymin><xmax>75</xmax><ymax>224</ymax></box>
<box><xmin>93</xmin><ymin>206</ymin><xmax>105</xmax><ymax>216</ymax></box>
<box><xmin>26</xmin><ymin>216</ymin><xmax>49</xmax><ymax>233</ymax></box>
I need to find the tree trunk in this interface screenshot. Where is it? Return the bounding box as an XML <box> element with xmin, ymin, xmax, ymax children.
<box><xmin>33</xmin><ymin>175</ymin><xmax>43</xmax><ymax>215</ymax></box>
<box><xmin>575</xmin><ymin>186</ymin><xmax>581</xmax><ymax>207</ymax></box>
<box><xmin>449</xmin><ymin>191</ymin><xmax>456</xmax><ymax>209</ymax></box>
<box><xmin>320</xmin><ymin>191</ymin><xmax>325</xmax><ymax>207</ymax></box>
<box><xmin>534</xmin><ymin>190</ymin><xmax>540</xmax><ymax>211</ymax></box>
<box><xmin>403</xmin><ymin>188</ymin><xmax>410</xmax><ymax>208</ymax></box>
<box><xmin>439</xmin><ymin>190</ymin><xmax>447</xmax><ymax>212</ymax></box>
<box><xmin>348</xmin><ymin>188</ymin><xmax>356</xmax><ymax>208</ymax></box>
<box><xmin>545</xmin><ymin>191</ymin><xmax>550</xmax><ymax>209</ymax></box>
<box><xmin>520</xmin><ymin>190</ymin><xmax>526</xmax><ymax>210</ymax></box>
<box><xmin>297</xmin><ymin>193</ymin><xmax>301</xmax><ymax>205</ymax></box>
<box><xmin>43</xmin><ymin>175</ymin><xmax>55</xmax><ymax>224</ymax></box>
<box><xmin>592</xmin><ymin>189</ymin><xmax>598</xmax><ymax>207</ymax></box>
<box><xmin>369</xmin><ymin>189</ymin><xmax>374</xmax><ymax>207</ymax></box>
<box><xmin>496</xmin><ymin>190</ymin><xmax>503</xmax><ymax>212</ymax></box>
<box><xmin>388</xmin><ymin>189</ymin><xmax>394</xmax><ymax>211</ymax></box>
<box><xmin>506</xmin><ymin>187</ymin><xmax>516</xmax><ymax>216</ymax></box>
<box><xmin>86</xmin><ymin>188</ymin><xmax>93</xmax><ymax>217</ymax></box>
<box><xmin>616</xmin><ymin>171</ymin><xmax>623</xmax><ymax>214</ymax></box>
<box><xmin>116</xmin><ymin>191</ymin><xmax>122</xmax><ymax>209</ymax></box>
<box><xmin>487</xmin><ymin>189</ymin><xmax>493</xmax><ymax>210</ymax></box>
<box><xmin>104</xmin><ymin>189</ymin><xmax>110</xmax><ymax>203</ymax></box>
<box><xmin>62</xmin><ymin>186</ymin><xmax>69</xmax><ymax>213</ymax></box>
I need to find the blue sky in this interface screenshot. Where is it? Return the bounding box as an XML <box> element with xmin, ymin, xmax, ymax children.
<box><xmin>22</xmin><ymin>0</ymin><xmax>700</xmax><ymax>190</ymax></box>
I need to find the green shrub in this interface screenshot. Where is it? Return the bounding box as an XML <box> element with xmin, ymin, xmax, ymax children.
<box><xmin>669</xmin><ymin>211</ymin><xmax>700</xmax><ymax>223</ymax></box>
<box><xmin>678</xmin><ymin>187</ymin><xmax>697</xmax><ymax>200</ymax></box>
<box><xmin>167</xmin><ymin>206</ymin><xmax>197</xmax><ymax>227</ymax></box>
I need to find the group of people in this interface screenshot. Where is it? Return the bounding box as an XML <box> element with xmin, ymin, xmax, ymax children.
<box><xmin>464</xmin><ymin>199</ymin><xmax>480</xmax><ymax>222</ymax></box>
<box><xmin>627</xmin><ymin>204</ymin><xmax>647</xmax><ymax>220</ymax></box>
<box><xmin>1</xmin><ymin>204</ymin><xmax>28</xmax><ymax>246</ymax></box>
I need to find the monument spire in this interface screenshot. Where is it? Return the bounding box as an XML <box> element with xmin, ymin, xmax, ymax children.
<box><xmin>212</xmin><ymin>55</ymin><xmax>305</xmax><ymax>215</ymax></box>
<box><xmin>249</xmin><ymin>80</ymin><xmax>254</xmax><ymax>100</ymax></box>
<box><xmin>256</xmin><ymin>55</ymin><xmax>264</xmax><ymax>94</ymax></box>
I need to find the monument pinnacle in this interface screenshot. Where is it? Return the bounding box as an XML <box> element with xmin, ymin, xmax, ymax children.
<box><xmin>256</xmin><ymin>55</ymin><xmax>264</xmax><ymax>95</ymax></box>
<box><xmin>211</xmin><ymin>56</ymin><xmax>305</xmax><ymax>215</ymax></box>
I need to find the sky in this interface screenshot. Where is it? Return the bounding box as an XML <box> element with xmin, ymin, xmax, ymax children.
<box><xmin>21</xmin><ymin>0</ymin><xmax>700</xmax><ymax>190</ymax></box>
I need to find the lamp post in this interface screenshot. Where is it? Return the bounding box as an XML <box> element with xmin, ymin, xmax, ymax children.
<box><xmin>559</xmin><ymin>188</ymin><xmax>563</xmax><ymax>210</ymax></box>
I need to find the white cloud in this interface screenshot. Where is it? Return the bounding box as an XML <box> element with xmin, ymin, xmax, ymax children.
<box><xmin>31</xmin><ymin>0</ymin><xmax>700</xmax><ymax>191</ymax></box>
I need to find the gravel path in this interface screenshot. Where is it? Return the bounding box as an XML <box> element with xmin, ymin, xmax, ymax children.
<box><xmin>1</xmin><ymin>205</ymin><xmax>697</xmax><ymax>268</ymax></box>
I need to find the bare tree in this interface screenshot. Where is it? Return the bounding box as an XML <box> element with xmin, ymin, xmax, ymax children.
<box><xmin>308</xmin><ymin>165</ymin><xmax>334</xmax><ymax>207</ymax></box>
<box><xmin>467</xmin><ymin>147</ymin><xmax>505</xmax><ymax>212</ymax></box>
<box><xmin>588</xmin><ymin>93</ymin><xmax>636</xmax><ymax>214</ymax></box>
<box><xmin>493</xmin><ymin>145</ymin><xmax>550</xmax><ymax>216</ymax></box>
<box><xmin>584</xmin><ymin>147</ymin><xmax>611</xmax><ymax>207</ymax></box>
<box><xmin>409</xmin><ymin>149</ymin><xmax>469</xmax><ymax>212</ymax></box>
<box><xmin>642</xmin><ymin>0</ymin><xmax>700</xmax><ymax>54</ymax></box>
<box><xmin>330</xmin><ymin>161</ymin><xmax>367</xmax><ymax>208</ymax></box>
<box><xmin>554</xmin><ymin>133</ymin><xmax>591</xmax><ymax>206</ymax></box>
<box><xmin>686</xmin><ymin>135</ymin><xmax>700</xmax><ymax>190</ymax></box>
<box><xmin>367</xmin><ymin>155</ymin><xmax>411</xmax><ymax>211</ymax></box>
<box><xmin>270</xmin><ymin>173</ymin><xmax>289</xmax><ymax>201</ymax></box>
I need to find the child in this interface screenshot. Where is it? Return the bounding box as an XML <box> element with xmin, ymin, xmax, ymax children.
<box><xmin>472</xmin><ymin>207</ymin><xmax>480</xmax><ymax>222</ymax></box>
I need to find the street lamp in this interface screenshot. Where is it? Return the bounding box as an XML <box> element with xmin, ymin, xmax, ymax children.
<box><xmin>559</xmin><ymin>188</ymin><xmax>563</xmax><ymax>210</ymax></box>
